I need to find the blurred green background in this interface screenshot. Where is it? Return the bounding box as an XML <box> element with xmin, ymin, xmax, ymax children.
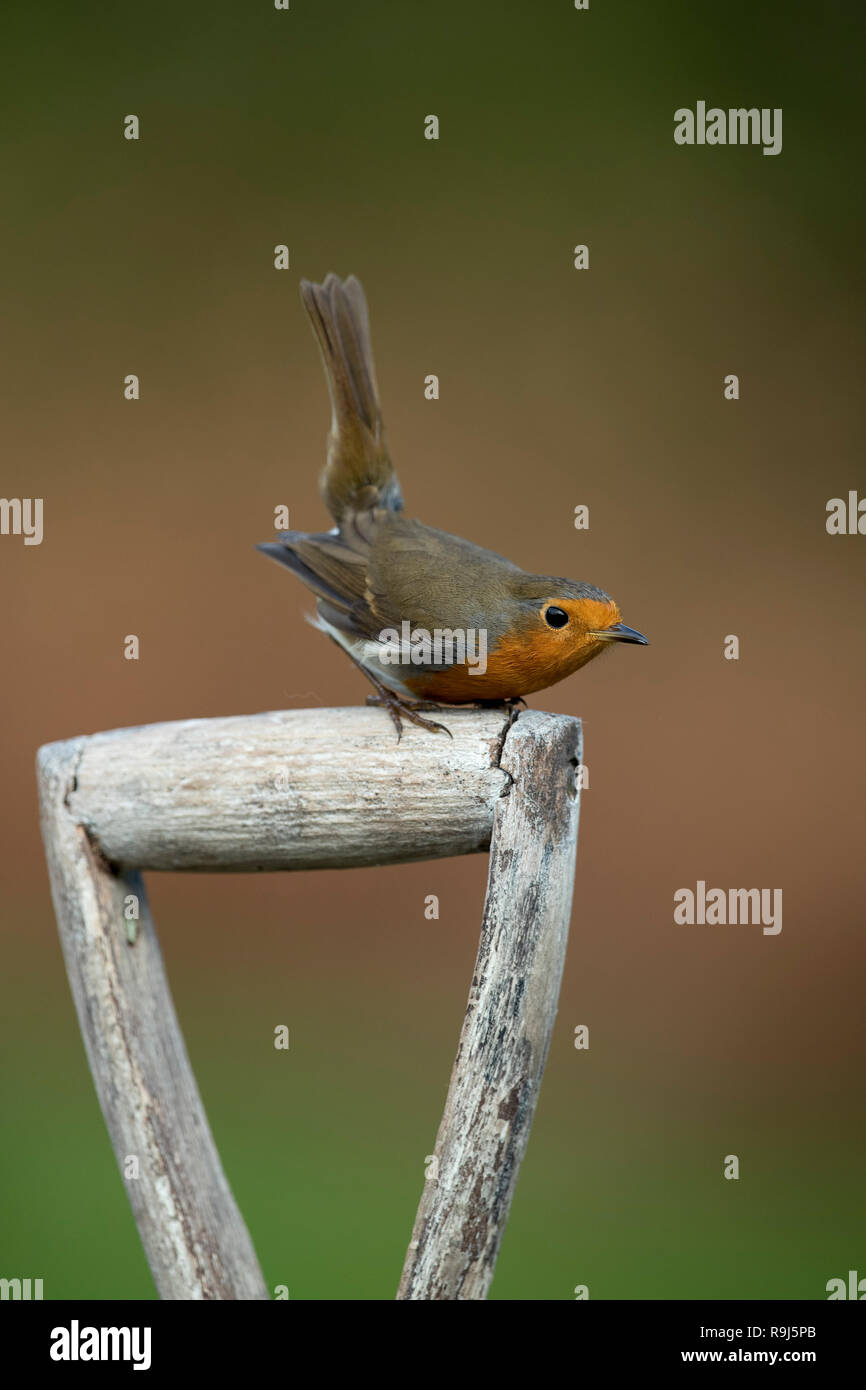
<box><xmin>1</xmin><ymin>0</ymin><xmax>864</xmax><ymax>1299</ymax></box>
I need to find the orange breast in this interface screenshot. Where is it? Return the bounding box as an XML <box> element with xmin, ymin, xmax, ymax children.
<box><xmin>403</xmin><ymin>597</ymin><xmax>619</xmax><ymax>703</ymax></box>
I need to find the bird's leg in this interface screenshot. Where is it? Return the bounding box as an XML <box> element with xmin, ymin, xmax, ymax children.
<box><xmin>366</xmin><ymin>684</ymin><xmax>454</xmax><ymax>738</ymax></box>
<box><xmin>327</xmin><ymin>638</ymin><xmax>452</xmax><ymax>740</ymax></box>
<box><xmin>364</xmin><ymin>683</ymin><xmax>454</xmax><ymax>739</ymax></box>
<box><xmin>366</xmin><ymin>696</ymin><xmax>446</xmax><ymax>713</ymax></box>
<box><xmin>471</xmin><ymin>696</ymin><xmax>528</xmax><ymax>712</ymax></box>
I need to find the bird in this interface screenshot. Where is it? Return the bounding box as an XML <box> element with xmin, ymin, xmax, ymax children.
<box><xmin>258</xmin><ymin>273</ymin><xmax>648</xmax><ymax>738</ymax></box>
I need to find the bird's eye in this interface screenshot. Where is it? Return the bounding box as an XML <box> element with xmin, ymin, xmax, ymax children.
<box><xmin>544</xmin><ymin>606</ymin><xmax>569</xmax><ymax>629</ymax></box>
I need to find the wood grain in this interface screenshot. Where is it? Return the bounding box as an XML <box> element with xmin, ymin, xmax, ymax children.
<box><xmin>37</xmin><ymin>738</ymin><xmax>269</xmax><ymax>1300</ymax></box>
<box><xmin>397</xmin><ymin>710</ymin><xmax>582</xmax><ymax>1299</ymax></box>
<box><xmin>62</xmin><ymin>706</ymin><xmax>514</xmax><ymax>871</ymax></box>
<box><xmin>37</xmin><ymin>702</ymin><xmax>581</xmax><ymax>1301</ymax></box>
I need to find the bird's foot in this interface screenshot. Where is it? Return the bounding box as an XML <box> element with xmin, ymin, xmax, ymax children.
<box><xmin>365</xmin><ymin>695</ymin><xmax>446</xmax><ymax>713</ymax></box>
<box><xmin>365</xmin><ymin>693</ymin><xmax>453</xmax><ymax>739</ymax></box>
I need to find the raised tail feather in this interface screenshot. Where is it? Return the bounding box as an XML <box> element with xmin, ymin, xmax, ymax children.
<box><xmin>300</xmin><ymin>274</ymin><xmax>403</xmax><ymax>524</ymax></box>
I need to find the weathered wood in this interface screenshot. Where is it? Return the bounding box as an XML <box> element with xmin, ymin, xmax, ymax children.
<box><xmin>37</xmin><ymin>738</ymin><xmax>269</xmax><ymax>1301</ymax></box>
<box><xmin>38</xmin><ymin>702</ymin><xmax>582</xmax><ymax>1301</ymax></box>
<box><xmin>60</xmin><ymin>706</ymin><xmax>514</xmax><ymax>872</ymax></box>
<box><xmin>397</xmin><ymin>710</ymin><xmax>582</xmax><ymax>1300</ymax></box>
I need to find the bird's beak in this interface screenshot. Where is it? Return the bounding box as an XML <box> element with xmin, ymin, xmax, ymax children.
<box><xmin>590</xmin><ymin>623</ymin><xmax>649</xmax><ymax>645</ymax></box>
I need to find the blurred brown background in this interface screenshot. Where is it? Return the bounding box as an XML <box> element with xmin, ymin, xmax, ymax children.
<box><xmin>1</xmin><ymin>0</ymin><xmax>864</xmax><ymax>1298</ymax></box>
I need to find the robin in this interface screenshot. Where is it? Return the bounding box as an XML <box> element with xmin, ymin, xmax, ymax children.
<box><xmin>259</xmin><ymin>274</ymin><xmax>647</xmax><ymax>737</ymax></box>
